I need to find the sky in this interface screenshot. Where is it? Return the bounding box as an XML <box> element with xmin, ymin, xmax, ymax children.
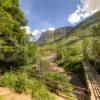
<box><xmin>19</xmin><ymin>0</ymin><xmax>100</xmax><ymax>40</ymax></box>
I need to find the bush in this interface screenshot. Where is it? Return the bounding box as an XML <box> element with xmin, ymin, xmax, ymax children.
<box><xmin>42</xmin><ymin>72</ymin><xmax>73</xmax><ymax>95</ymax></box>
<box><xmin>0</xmin><ymin>72</ymin><xmax>15</xmax><ymax>88</ymax></box>
<box><xmin>13</xmin><ymin>73</ymin><xmax>32</xmax><ymax>93</ymax></box>
<box><xmin>0</xmin><ymin>72</ymin><xmax>33</xmax><ymax>93</ymax></box>
<box><xmin>31</xmin><ymin>81</ymin><xmax>55</xmax><ymax>100</ymax></box>
<box><xmin>0</xmin><ymin>72</ymin><xmax>61</xmax><ymax>100</ymax></box>
<box><xmin>19</xmin><ymin>65</ymin><xmax>34</xmax><ymax>77</ymax></box>
<box><xmin>43</xmin><ymin>72</ymin><xmax>69</xmax><ymax>83</ymax></box>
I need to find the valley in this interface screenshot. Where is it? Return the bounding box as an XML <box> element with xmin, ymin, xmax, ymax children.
<box><xmin>0</xmin><ymin>0</ymin><xmax>100</xmax><ymax>100</ymax></box>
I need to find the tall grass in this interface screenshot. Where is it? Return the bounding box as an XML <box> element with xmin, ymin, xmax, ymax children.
<box><xmin>0</xmin><ymin>72</ymin><xmax>55</xmax><ymax>100</ymax></box>
<box><xmin>32</xmin><ymin>81</ymin><xmax>55</xmax><ymax>100</ymax></box>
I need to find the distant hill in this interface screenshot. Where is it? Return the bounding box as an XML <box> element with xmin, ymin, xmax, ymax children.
<box><xmin>37</xmin><ymin>26</ymin><xmax>73</xmax><ymax>45</ymax></box>
<box><xmin>49</xmin><ymin>10</ymin><xmax>100</xmax><ymax>49</ymax></box>
<box><xmin>37</xmin><ymin>10</ymin><xmax>100</xmax><ymax>46</ymax></box>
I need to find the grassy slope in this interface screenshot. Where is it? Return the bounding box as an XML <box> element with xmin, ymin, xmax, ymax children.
<box><xmin>40</xmin><ymin>10</ymin><xmax>100</xmax><ymax>84</ymax></box>
<box><xmin>41</xmin><ymin>10</ymin><xmax>100</xmax><ymax>51</ymax></box>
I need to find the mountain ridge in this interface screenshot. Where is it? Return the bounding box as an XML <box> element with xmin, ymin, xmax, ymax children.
<box><xmin>37</xmin><ymin>10</ymin><xmax>100</xmax><ymax>45</ymax></box>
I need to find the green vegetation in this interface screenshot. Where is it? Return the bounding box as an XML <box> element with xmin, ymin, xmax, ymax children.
<box><xmin>0</xmin><ymin>0</ymin><xmax>56</xmax><ymax>99</ymax></box>
<box><xmin>0</xmin><ymin>0</ymin><xmax>36</xmax><ymax>70</ymax></box>
<box><xmin>43</xmin><ymin>72</ymin><xmax>70</xmax><ymax>83</ymax></box>
<box><xmin>0</xmin><ymin>72</ymin><xmax>56</xmax><ymax>100</ymax></box>
<box><xmin>42</xmin><ymin>72</ymin><xmax>73</xmax><ymax>95</ymax></box>
<box><xmin>0</xmin><ymin>0</ymin><xmax>100</xmax><ymax>99</ymax></box>
<box><xmin>40</xmin><ymin>10</ymin><xmax>100</xmax><ymax>84</ymax></box>
<box><xmin>0</xmin><ymin>73</ymin><xmax>31</xmax><ymax>93</ymax></box>
<box><xmin>0</xmin><ymin>96</ymin><xmax>3</xmax><ymax>100</ymax></box>
<box><xmin>32</xmin><ymin>82</ymin><xmax>55</xmax><ymax>100</ymax></box>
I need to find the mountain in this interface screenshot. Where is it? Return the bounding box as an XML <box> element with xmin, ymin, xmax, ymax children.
<box><xmin>40</xmin><ymin>10</ymin><xmax>100</xmax><ymax>74</ymax></box>
<box><xmin>37</xmin><ymin>10</ymin><xmax>100</xmax><ymax>46</ymax></box>
<box><xmin>37</xmin><ymin>26</ymin><xmax>73</xmax><ymax>45</ymax></box>
<box><xmin>69</xmin><ymin>10</ymin><xmax>100</xmax><ymax>35</ymax></box>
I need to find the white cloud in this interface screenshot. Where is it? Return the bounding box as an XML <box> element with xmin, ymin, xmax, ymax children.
<box><xmin>20</xmin><ymin>26</ymin><xmax>31</xmax><ymax>34</ymax></box>
<box><xmin>31</xmin><ymin>29</ymin><xmax>46</xmax><ymax>40</ymax></box>
<box><xmin>82</xmin><ymin>0</ymin><xmax>100</xmax><ymax>12</ymax></box>
<box><xmin>32</xmin><ymin>30</ymin><xmax>41</xmax><ymax>36</ymax></box>
<box><xmin>68</xmin><ymin>0</ymin><xmax>100</xmax><ymax>24</ymax></box>
<box><xmin>31</xmin><ymin>27</ymin><xmax>55</xmax><ymax>40</ymax></box>
<box><xmin>68</xmin><ymin>10</ymin><xmax>81</xmax><ymax>24</ymax></box>
<box><xmin>48</xmin><ymin>28</ymin><xmax>55</xmax><ymax>31</ymax></box>
<box><xmin>20</xmin><ymin>26</ymin><xmax>55</xmax><ymax>41</ymax></box>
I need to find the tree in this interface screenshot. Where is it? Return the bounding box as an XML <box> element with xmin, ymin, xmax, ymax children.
<box><xmin>91</xmin><ymin>24</ymin><xmax>100</xmax><ymax>63</ymax></box>
<box><xmin>0</xmin><ymin>0</ymin><xmax>31</xmax><ymax>69</ymax></box>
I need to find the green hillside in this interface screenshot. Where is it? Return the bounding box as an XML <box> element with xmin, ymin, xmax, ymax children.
<box><xmin>41</xmin><ymin>10</ymin><xmax>100</xmax><ymax>75</ymax></box>
<box><xmin>0</xmin><ymin>1</ymin><xmax>75</xmax><ymax>100</ymax></box>
<box><xmin>0</xmin><ymin>0</ymin><xmax>100</xmax><ymax>99</ymax></box>
<box><xmin>41</xmin><ymin>10</ymin><xmax>100</xmax><ymax>46</ymax></box>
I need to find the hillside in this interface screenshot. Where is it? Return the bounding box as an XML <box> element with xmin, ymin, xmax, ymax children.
<box><xmin>37</xmin><ymin>10</ymin><xmax>100</xmax><ymax>47</ymax></box>
<box><xmin>70</xmin><ymin>10</ymin><xmax>100</xmax><ymax>33</ymax></box>
<box><xmin>40</xmin><ymin>10</ymin><xmax>100</xmax><ymax>82</ymax></box>
<box><xmin>0</xmin><ymin>0</ymin><xmax>100</xmax><ymax>99</ymax></box>
<box><xmin>37</xmin><ymin>26</ymin><xmax>73</xmax><ymax>45</ymax></box>
<box><xmin>40</xmin><ymin>10</ymin><xmax>100</xmax><ymax>47</ymax></box>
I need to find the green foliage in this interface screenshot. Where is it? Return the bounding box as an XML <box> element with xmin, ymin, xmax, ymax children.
<box><xmin>43</xmin><ymin>72</ymin><xmax>69</xmax><ymax>83</ymax></box>
<box><xmin>13</xmin><ymin>73</ymin><xmax>32</xmax><ymax>93</ymax></box>
<box><xmin>91</xmin><ymin>23</ymin><xmax>100</xmax><ymax>60</ymax></box>
<box><xmin>82</xmin><ymin>38</ymin><xmax>92</xmax><ymax>60</ymax></box>
<box><xmin>19</xmin><ymin>65</ymin><xmax>34</xmax><ymax>77</ymax></box>
<box><xmin>36</xmin><ymin>48</ymin><xmax>49</xmax><ymax>68</ymax></box>
<box><xmin>42</xmin><ymin>72</ymin><xmax>73</xmax><ymax>97</ymax></box>
<box><xmin>0</xmin><ymin>96</ymin><xmax>3</xmax><ymax>100</ymax></box>
<box><xmin>0</xmin><ymin>0</ymin><xmax>37</xmax><ymax>69</ymax></box>
<box><xmin>31</xmin><ymin>82</ymin><xmax>55</xmax><ymax>100</ymax></box>
<box><xmin>13</xmin><ymin>46</ymin><xmax>28</xmax><ymax>66</ymax></box>
<box><xmin>92</xmin><ymin>25</ymin><xmax>100</xmax><ymax>36</ymax></box>
<box><xmin>0</xmin><ymin>72</ymin><xmax>55</xmax><ymax>99</ymax></box>
<box><xmin>0</xmin><ymin>73</ymin><xmax>15</xmax><ymax>88</ymax></box>
<box><xmin>27</xmin><ymin>43</ymin><xmax>37</xmax><ymax>64</ymax></box>
<box><xmin>0</xmin><ymin>0</ymin><xmax>12</xmax><ymax>9</ymax></box>
<box><xmin>40</xmin><ymin>58</ymin><xmax>49</xmax><ymax>68</ymax></box>
<box><xmin>55</xmin><ymin>46</ymin><xmax>84</xmax><ymax>84</ymax></box>
<box><xmin>0</xmin><ymin>72</ymin><xmax>32</xmax><ymax>93</ymax></box>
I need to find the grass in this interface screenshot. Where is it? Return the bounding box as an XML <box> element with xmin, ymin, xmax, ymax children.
<box><xmin>32</xmin><ymin>81</ymin><xmax>55</xmax><ymax>100</ymax></box>
<box><xmin>0</xmin><ymin>71</ymin><xmax>56</xmax><ymax>100</ymax></box>
<box><xmin>0</xmin><ymin>96</ymin><xmax>3</xmax><ymax>100</ymax></box>
<box><xmin>42</xmin><ymin>72</ymin><xmax>73</xmax><ymax>95</ymax></box>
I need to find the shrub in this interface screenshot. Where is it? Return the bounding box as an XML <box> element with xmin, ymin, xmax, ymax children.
<box><xmin>0</xmin><ymin>72</ymin><xmax>64</xmax><ymax>100</ymax></box>
<box><xmin>0</xmin><ymin>72</ymin><xmax>15</xmax><ymax>88</ymax></box>
<box><xmin>19</xmin><ymin>65</ymin><xmax>34</xmax><ymax>77</ymax></box>
<box><xmin>42</xmin><ymin>72</ymin><xmax>73</xmax><ymax>94</ymax></box>
<box><xmin>31</xmin><ymin>81</ymin><xmax>55</xmax><ymax>100</ymax></box>
<box><xmin>43</xmin><ymin>72</ymin><xmax>69</xmax><ymax>83</ymax></box>
<box><xmin>0</xmin><ymin>72</ymin><xmax>33</xmax><ymax>93</ymax></box>
<box><xmin>13</xmin><ymin>73</ymin><xmax>32</xmax><ymax>93</ymax></box>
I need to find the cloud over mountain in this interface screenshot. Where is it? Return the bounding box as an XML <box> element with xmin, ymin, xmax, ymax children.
<box><xmin>21</xmin><ymin>26</ymin><xmax>55</xmax><ymax>41</ymax></box>
<box><xmin>68</xmin><ymin>0</ymin><xmax>100</xmax><ymax>24</ymax></box>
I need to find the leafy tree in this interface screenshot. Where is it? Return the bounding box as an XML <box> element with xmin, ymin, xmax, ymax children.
<box><xmin>91</xmin><ymin>24</ymin><xmax>100</xmax><ymax>68</ymax></box>
<box><xmin>0</xmin><ymin>0</ymin><xmax>35</xmax><ymax>69</ymax></box>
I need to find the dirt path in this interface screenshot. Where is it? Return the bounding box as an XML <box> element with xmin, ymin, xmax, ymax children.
<box><xmin>0</xmin><ymin>87</ymin><xmax>31</xmax><ymax>100</ymax></box>
<box><xmin>0</xmin><ymin>54</ymin><xmax>87</xmax><ymax>100</ymax></box>
<box><xmin>45</xmin><ymin>53</ymin><xmax>64</xmax><ymax>73</ymax></box>
<box><xmin>0</xmin><ymin>54</ymin><xmax>66</xmax><ymax>100</ymax></box>
<box><xmin>45</xmin><ymin>53</ymin><xmax>87</xmax><ymax>100</ymax></box>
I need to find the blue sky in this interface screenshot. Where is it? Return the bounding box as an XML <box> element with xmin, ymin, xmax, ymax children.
<box><xmin>19</xmin><ymin>0</ymin><xmax>82</xmax><ymax>30</ymax></box>
<box><xmin>19</xmin><ymin>0</ymin><xmax>100</xmax><ymax>40</ymax></box>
